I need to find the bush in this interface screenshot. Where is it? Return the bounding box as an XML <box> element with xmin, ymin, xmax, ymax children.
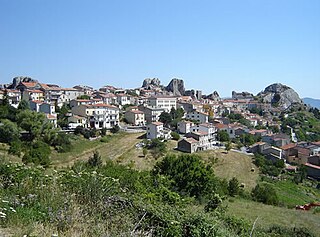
<box><xmin>154</xmin><ymin>154</ymin><xmax>216</xmax><ymax>198</ymax></box>
<box><xmin>170</xmin><ymin>131</ymin><xmax>180</xmax><ymax>141</ymax></box>
<box><xmin>87</xmin><ymin>151</ymin><xmax>102</xmax><ymax>168</ymax></box>
<box><xmin>8</xmin><ymin>140</ymin><xmax>23</xmax><ymax>157</ymax></box>
<box><xmin>110</xmin><ymin>125</ymin><xmax>120</xmax><ymax>134</ymax></box>
<box><xmin>228</xmin><ymin>177</ymin><xmax>240</xmax><ymax>197</ymax></box>
<box><xmin>251</xmin><ymin>183</ymin><xmax>279</xmax><ymax>205</ymax></box>
<box><xmin>22</xmin><ymin>141</ymin><xmax>51</xmax><ymax>167</ymax></box>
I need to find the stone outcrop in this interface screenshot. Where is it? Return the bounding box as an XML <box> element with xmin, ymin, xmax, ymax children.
<box><xmin>9</xmin><ymin>76</ymin><xmax>38</xmax><ymax>89</ymax></box>
<box><xmin>232</xmin><ymin>91</ymin><xmax>254</xmax><ymax>100</ymax></box>
<box><xmin>166</xmin><ymin>78</ymin><xmax>185</xmax><ymax>96</ymax></box>
<box><xmin>142</xmin><ymin>78</ymin><xmax>161</xmax><ymax>89</ymax></box>
<box><xmin>257</xmin><ymin>83</ymin><xmax>303</xmax><ymax>110</ymax></box>
<box><xmin>203</xmin><ymin>91</ymin><xmax>220</xmax><ymax>101</ymax></box>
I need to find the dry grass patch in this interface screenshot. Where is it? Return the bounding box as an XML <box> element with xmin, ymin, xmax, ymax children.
<box><xmin>200</xmin><ymin>149</ymin><xmax>258</xmax><ymax>190</ymax></box>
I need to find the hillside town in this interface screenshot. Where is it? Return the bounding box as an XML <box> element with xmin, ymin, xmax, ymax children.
<box><xmin>0</xmin><ymin>76</ymin><xmax>319</xmax><ymax>181</ymax></box>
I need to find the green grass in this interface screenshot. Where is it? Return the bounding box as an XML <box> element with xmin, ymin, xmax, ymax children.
<box><xmin>226</xmin><ymin>198</ymin><xmax>320</xmax><ymax>236</ymax></box>
<box><xmin>267</xmin><ymin>179</ymin><xmax>320</xmax><ymax>207</ymax></box>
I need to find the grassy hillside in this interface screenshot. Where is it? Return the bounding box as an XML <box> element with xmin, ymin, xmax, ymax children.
<box><xmin>226</xmin><ymin>198</ymin><xmax>320</xmax><ymax>235</ymax></box>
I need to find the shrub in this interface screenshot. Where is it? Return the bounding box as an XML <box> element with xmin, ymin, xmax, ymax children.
<box><xmin>228</xmin><ymin>177</ymin><xmax>240</xmax><ymax>197</ymax></box>
<box><xmin>22</xmin><ymin>141</ymin><xmax>51</xmax><ymax>167</ymax></box>
<box><xmin>170</xmin><ymin>131</ymin><xmax>180</xmax><ymax>141</ymax></box>
<box><xmin>251</xmin><ymin>183</ymin><xmax>279</xmax><ymax>205</ymax></box>
<box><xmin>154</xmin><ymin>154</ymin><xmax>216</xmax><ymax>198</ymax></box>
<box><xmin>87</xmin><ymin>151</ymin><xmax>102</xmax><ymax>168</ymax></box>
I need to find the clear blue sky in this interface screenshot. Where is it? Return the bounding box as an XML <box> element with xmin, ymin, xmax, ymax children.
<box><xmin>0</xmin><ymin>0</ymin><xmax>319</xmax><ymax>98</ymax></box>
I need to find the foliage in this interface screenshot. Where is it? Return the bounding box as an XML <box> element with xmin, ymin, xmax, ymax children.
<box><xmin>22</xmin><ymin>141</ymin><xmax>51</xmax><ymax>167</ymax></box>
<box><xmin>17</xmin><ymin>99</ymin><xmax>30</xmax><ymax>111</ymax></box>
<box><xmin>154</xmin><ymin>154</ymin><xmax>216</xmax><ymax>198</ymax></box>
<box><xmin>0</xmin><ymin>119</ymin><xmax>20</xmax><ymax>143</ymax></box>
<box><xmin>77</xmin><ymin>94</ymin><xmax>90</xmax><ymax>100</ymax></box>
<box><xmin>251</xmin><ymin>183</ymin><xmax>279</xmax><ymax>205</ymax></box>
<box><xmin>204</xmin><ymin>193</ymin><xmax>223</xmax><ymax>212</ymax></box>
<box><xmin>171</xmin><ymin>131</ymin><xmax>180</xmax><ymax>141</ymax></box>
<box><xmin>110</xmin><ymin>124</ymin><xmax>120</xmax><ymax>133</ymax></box>
<box><xmin>217</xmin><ymin>130</ymin><xmax>230</xmax><ymax>142</ymax></box>
<box><xmin>225</xmin><ymin>141</ymin><xmax>232</xmax><ymax>153</ymax></box>
<box><xmin>159</xmin><ymin>112</ymin><xmax>172</xmax><ymax>127</ymax></box>
<box><xmin>253</xmin><ymin>153</ymin><xmax>284</xmax><ymax>177</ymax></box>
<box><xmin>147</xmin><ymin>138</ymin><xmax>167</xmax><ymax>159</ymax></box>
<box><xmin>228</xmin><ymin>177</ymin><xmax>240</xmax><ymax>197</ymax></box>
<box><xmin>87</xmin><ymin>151</ymin><xmax>102</xmax><ymax>168</ymax></box>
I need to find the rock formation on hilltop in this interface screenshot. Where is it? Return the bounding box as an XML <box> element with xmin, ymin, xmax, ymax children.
<box><xmin>142</xmin><ymin>78</ymin><xmax>161</xmax><ymax>89</ymax></box>
<box><xmin>8</xmin><ymin>76</ymin><xmax>38</xmax><ymax>89</ymax></box>
<box><xmin>232</xmin><ymin>91</ymin><xmax>254</xmax><ymax>100</ymax></box>
<box><xmin>257</xmin><ymin>83</ymin><xmax>303</xmax><ymax>110</ymax></box>
<box><xmin>166</xmin><ymin>78</ymin><xmax>185</xmax><ymax>96</ymax></box>
<box><xmin>203</xmin><ymin>91</ymin><xmax>220</xmax><ymax>101</ymax></box>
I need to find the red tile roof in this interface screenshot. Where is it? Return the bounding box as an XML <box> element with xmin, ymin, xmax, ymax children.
<box><xmin>281</xmin><ymin>143</ymin><xmax>297</xmax><ymax>150</ymax></box>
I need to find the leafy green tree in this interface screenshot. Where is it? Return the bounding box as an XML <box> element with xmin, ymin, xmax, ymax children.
<box><xmin>225</xmin><ymin>141</ymin><xmax>232</xmax><ymax>153</ymax></box>
<box><xmin>0</xmin><ymin>119</ymin><xmax>20</xmax><ymax>143</ymax></box>
<box><xmin>149</xmin><ymin>138</ymin><xmax>167</xmax><ymax>159</ymax></box>
<box><xmin>159</xmin><ymin>112</ymin><xmax>172</xmax><ymax>127</ymax></box>
<box><xmin>17</xmin><ymin>110</ymin><xmax>46</xmax><ymax>141</ymax></box>
<box><xmin>154</xmin><ymin>154</ymin><xmax>216</xmax><ymax>198</ymax></box>
<box><xmin>251</xmin><ymin>183</ymin><xmax>279</xmax><ymax>205</ymax></box>
<box><xmin>77</xmin><ymin>94</ymin><xmax>90</xmax><ymax>100</ymax></box>
<box><xmin>217</xmin><ymin>130</ymin><xmax>230</xmax><ymax>142</ymax></box>
<box><xmin>22</xmin><ymin>141</ymin><xmax>51</xmax><ymax>167</ymax></box>
<box><xmin>228</xmin><ymin>177</ymin><xmax>240</xmax><ymax>197</ymax></box>
<box><xmin>17</xmin><ymin>99</ymin><xmax>30</xmax><ymax>111</ymax></box>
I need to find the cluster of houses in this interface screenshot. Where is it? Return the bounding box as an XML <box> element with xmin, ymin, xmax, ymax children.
<box><xmin>1</xmin><ymin>78</ymin><xmax>319</xmax><ymax>179</ymax></box>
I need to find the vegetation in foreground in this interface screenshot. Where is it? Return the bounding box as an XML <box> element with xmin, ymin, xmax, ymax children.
<box><xmin>0</xmin><ymin>153</ymin><xmax>318</xmax><ymax>237</ymax></box>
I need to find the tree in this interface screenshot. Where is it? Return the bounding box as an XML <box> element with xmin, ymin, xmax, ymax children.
<box><xmin>159</xmin><ymin>112</ymin><xmax>172</xmax><ymax>127</ymax></box>
<box><xmin>22</xmin><ymin>141</ymin><xmax>51</xmax><ymax>167</ymax></box>
<box><xmin>17</xmin><ymin>110</ymin><xmax>46</xmax><ymax>141</ymax></box>
<box><xmin>110</xmin><ymin>125</ymin><xmax>120</xmax><ymax>133</ymax></box>
<box><xmin>225</xmin><ymin>141</ymin><xmax>231</xmax><ymax>153</ymax></box>
<box><xmin>217</xmin><ymin>130</ymin><xmax>230</xmax><ymax>142</ymax></box>
<box><xmin>228</xmin><ymin>177</ymin><xmax>240</xmax><ymax>197</ymax></box>
<box><xmin>251</xmin><ymin>183</ymin><xmax>279</xmax><ymax>205</ymax></box>
<box><xmin>170</xmin><ymin>131</ymin><xmax>180</xmax><ymax>141</ymax></box>
<box><xmin>0</xmin><ymin>119</ymin><xmax>20</xmax><ymax>143</ymax></box>
<box><xmin>88</xmin><ymin>151</ymin><xmax>102</xmax><ymax>168</ymax></box>
<box><xmin>17</xmin><ymin>100</ymin><xmax>30</xmax><ymax>111</ymax></box>
<box><xmin>77</xmin><ymin>95</ymin><xmax>90</xmax><ymax>100</ymax></box>
<box><xmin>154</xmin><ymin>154</ymin><xmax>216</xmax><ymax>198</ymax></box>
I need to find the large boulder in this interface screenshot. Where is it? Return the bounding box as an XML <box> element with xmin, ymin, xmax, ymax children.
<box><xmin>9</xmin><ymin>76</ymin><xmax>38</xmax><ymax>89</ymax></box>
<box><xmin>142</xmin><ymin>78</ymin><xmax>161</xmax><ymax>89</ymax></box>
<box><xmin>257</xmin><ymin>83</ymin><xmax>303</xmax><ymax>110</ymax></box>
<box><xmin>203</xmin><ymin>91</ymin><xmax>220</xmax><ymax>101</ymax></box>
<box><xmin>166</xmin><ymin>78</ymin><xmax>185</xmax><ymax>96</ymax></box>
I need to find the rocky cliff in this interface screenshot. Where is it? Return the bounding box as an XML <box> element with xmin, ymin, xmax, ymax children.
<box><xmin>142</xmin><ymin>78</ymin><xmax>161</xmax><ymax>89</ymax></box>
<box><xmin>166</xmin><ymin>78</ymin><xmax>185</xmax><ymax>96</ymax></box>
<box><xmin>257</xmin><ymin>83</ymin><xmax>303</xmax><ymax>110</ymax></box>
<box><xmin>203</xmin><ymin>91</ymin><xmax>220</xmax><ymax>101</ymax></box>
<box><xmin>9</xmin><ymin>76</ymin><xmax>38</xmax><ymax>89</ymax></box>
